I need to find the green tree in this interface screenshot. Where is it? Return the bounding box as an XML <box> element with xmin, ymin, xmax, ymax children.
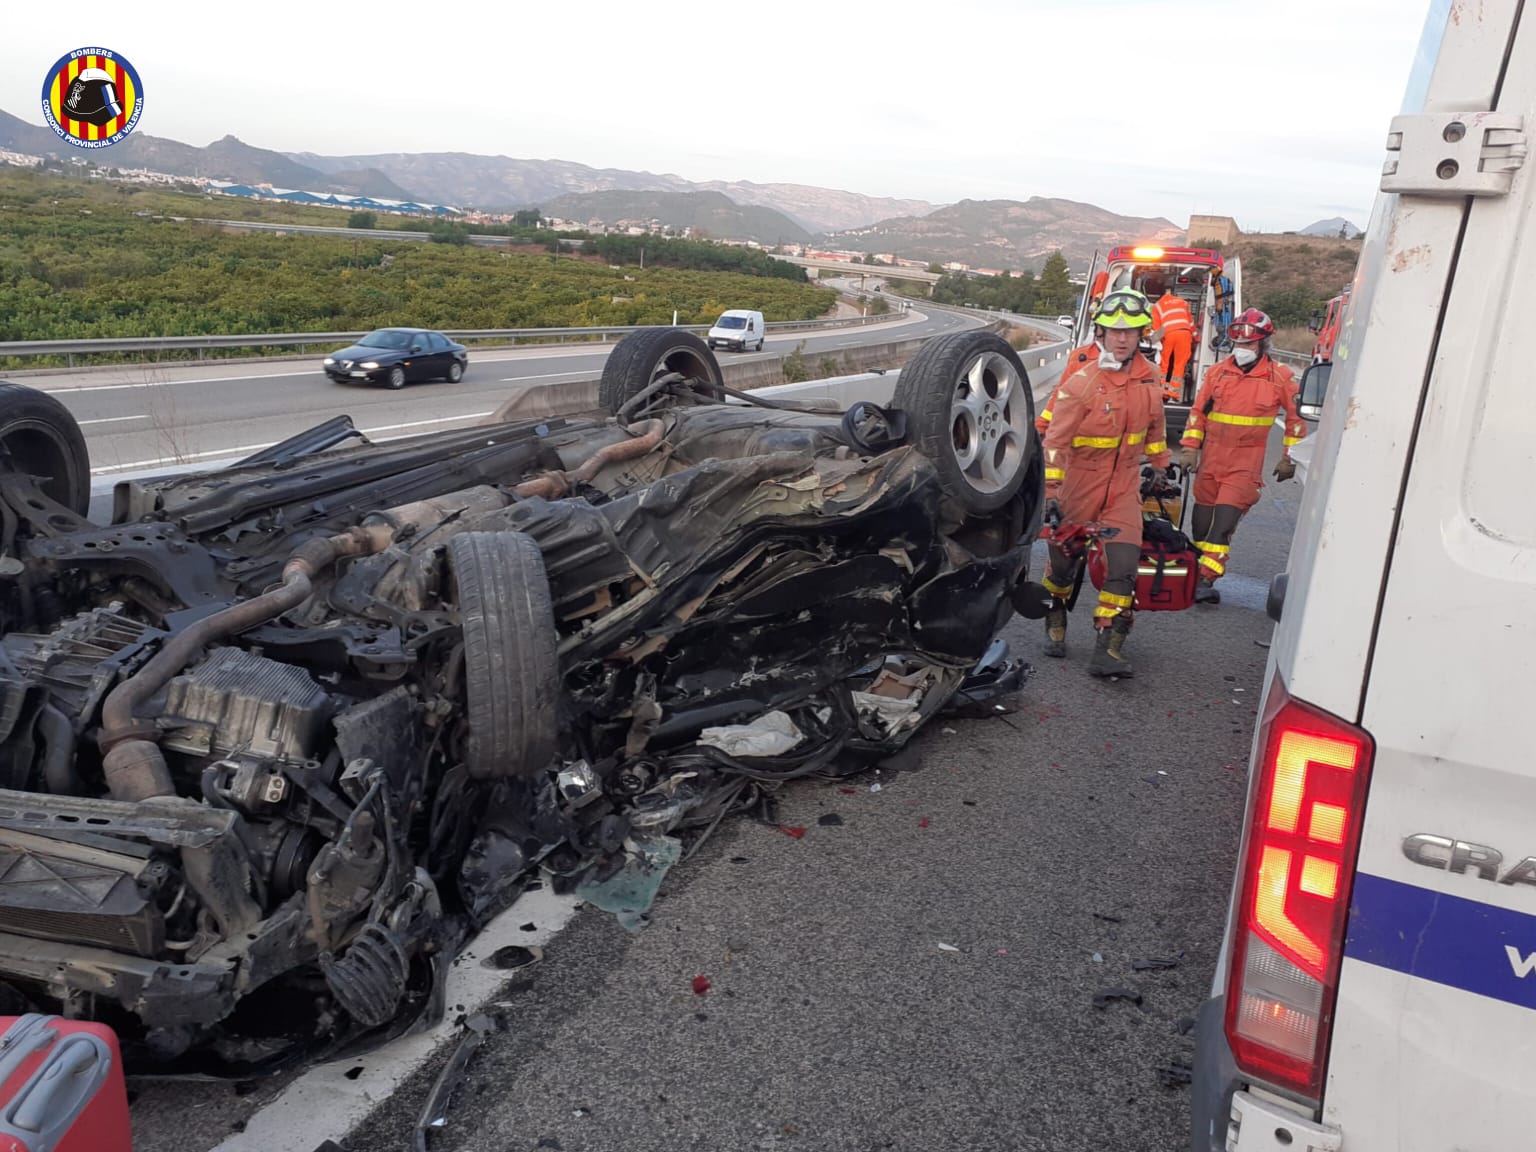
<box><xmin>348</xmin><ymin>211</ymin><xmax>377</xmax><ymax>229</ymax></box>
<box><xmin>513</xmin><ymin>209</ymin><xmax>542</xmax><ymax>229</ymax></box>
<box><xmin>926</xmin><ymin>262</ymin><xmax>945</xmax><ymax>274</ymax></box>
<box><xmin>1035</xmin><ymin>251</ymin><xmax>1074</xmax><ymax>312</ymax></box>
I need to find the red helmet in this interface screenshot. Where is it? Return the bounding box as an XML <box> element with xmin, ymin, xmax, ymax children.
<box><xmin>1228</xmin><ymin>308</ymin><xmax>1275</xmax><ymax>343</ymax></box>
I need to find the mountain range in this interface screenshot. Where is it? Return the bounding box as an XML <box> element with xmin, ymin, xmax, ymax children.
<box><xmin>0</xmin><ymin>107</ymin><xmax>1187</xmax><ymax>268</ymax></box>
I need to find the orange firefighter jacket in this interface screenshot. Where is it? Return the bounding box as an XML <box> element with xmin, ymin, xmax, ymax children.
<box><xmin>1035</xmin><ymin>342</ymin><xmax>1102</xmax><ymax>434</ymax></box>
<box><xmin>1181</xmin><ymin>355</ymin><xmax>1307</xmax><ymax>511</ymax></box>
<box><xmin>1043</xmin><ymin>352</ymin><xmax>1170</xmax><ymax>542</ymax></box>
<box><xmin>1152</xmin><ymin>291</ymin><xmax>1193</xmax><ymax>335</ymax></box>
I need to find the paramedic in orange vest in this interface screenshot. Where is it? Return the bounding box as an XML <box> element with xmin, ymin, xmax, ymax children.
<box><xmin>1179</xmin><ymin>308</ymin><xmax>1308</xmax><ymax>604</ymax></box>
<box><xmin>1148</xmin><ymin>280</ymin><xmax>1194</xmax><ymax>402</ymax></box>
<box><xmin>1040</xmin><ymin>289</ymin><xmax>1171</xmax><ymax>677</ymax></box>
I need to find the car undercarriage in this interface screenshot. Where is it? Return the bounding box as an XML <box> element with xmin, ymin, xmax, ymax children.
<box><xmin>0</xmin><ymin>328</ymin><xmax>1046</xmax><ymax>1075</ymax></box>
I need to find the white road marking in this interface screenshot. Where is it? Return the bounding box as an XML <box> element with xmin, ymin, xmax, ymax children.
<box><xmin>210</xmin><ymin>886</ymin><xmax>580</xmax><ymax>1152</ymax></box>
<box><xmin>78</xmin><ymin>415</ymin><xmax>148</xmax><ymax>425</ymax></box>
<box><xmin>498</xmin><ymin>371</ymin><xmax>594</xmax><ymax>383</ymax></box>
<box><xmin>360</xmin><ymin>411</ymin><xmax>495</xmax><ymax>435</ymax></box>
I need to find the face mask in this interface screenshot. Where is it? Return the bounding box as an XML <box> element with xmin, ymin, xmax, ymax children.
<box><xmin>1233</xmin><ymin>347</ymin><xmax>1259</xmax><ymax>367</ymax></box>
<box><xmin>1098</xmin><ymin>346</ymin><xmax>1124</xmax><ymax>369</ymax></box>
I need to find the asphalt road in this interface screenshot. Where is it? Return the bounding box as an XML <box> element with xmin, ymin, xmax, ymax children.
<box><xmin>22</xmin><ymin>308</ymin><xmax>980</xmax><ymax>476</ymax></box>
<box><xmin>125</xmin><ymin>429</ymin><xmax>1302</xmax><ymax>1152</ymax></box>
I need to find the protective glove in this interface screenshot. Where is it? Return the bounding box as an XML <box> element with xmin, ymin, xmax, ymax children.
<box><xmin>1043</xmin><ymin>497</ymin><xmax>1062</xmax><ymax>528</ymax></box>
<box><xmin>1273</xmin><ymin>456</ymin><xmax>1297</xmax><ymax>482</ymax></box>
<box><xmin>1180</xmin><ymin>446</ymin><xmax>1201</xmax><ymax>473</ymax></box>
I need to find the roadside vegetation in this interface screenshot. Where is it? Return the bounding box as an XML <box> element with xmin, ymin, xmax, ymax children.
<box><xmin>0</xmin><ymin>170</ymin><xmax>835</xmax><ymax>368</ymax></box>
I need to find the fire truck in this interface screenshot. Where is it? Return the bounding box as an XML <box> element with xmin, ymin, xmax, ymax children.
<box><xmin>1308</xmin><ymin>287</ymin><xmax>1350</xmax><ymax>363</ymax></box>
<box><xmin>1074</xmin><ymin>244</ymin><xmax>1242</xmax><ymax>434</ymax></box>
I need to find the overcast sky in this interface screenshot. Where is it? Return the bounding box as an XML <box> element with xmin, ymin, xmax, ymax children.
<box><xmin>2</xmin><ymin>0</ymin><xmax>1434</xmax><ymax>230</ymax></box>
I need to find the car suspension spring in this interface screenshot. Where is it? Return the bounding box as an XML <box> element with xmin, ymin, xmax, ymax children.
<box><xmin>321</xmin><ymin>920</ymin><xmax>411</xmax><ymax>1029</ymax></box>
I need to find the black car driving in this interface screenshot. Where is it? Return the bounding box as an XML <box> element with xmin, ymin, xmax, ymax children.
<box><xmin>323</xmin><ymin>327</ymin><xmax>468</xmax><ymax>389</ymax></box>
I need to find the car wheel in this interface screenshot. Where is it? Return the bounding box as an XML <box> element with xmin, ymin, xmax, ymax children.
<box><xmin>0</xmin><ymin>380</ymin><xmax>92</xmax><ymax>515</ymax></box>
<box><xmin>599</xmin><ymin>328</ymin><xmax>724</xmax><ymax>417</ymax></box>
<box><xmin>386</xmin><ymin>366</ymin><xmax>407</xmax><ymax>390</ymax></box>
<box><xmin>447</xmin><ymin>360</ymin><xmax>464</xmax><ymax>383</ymax></box>
<box><xmin>448</xmin><ymin>531</ymin><xmax>560</xmax><ymax>781</ymax></box>
<box><xmin>893</xmin><ymin>331</ymin><xmax>1038</xmax><ymax>514</ymax></box>
<box><xmin>756</xmin><ymin>339</ymin><xmax>765</xmax><ymax>352</ymax></box>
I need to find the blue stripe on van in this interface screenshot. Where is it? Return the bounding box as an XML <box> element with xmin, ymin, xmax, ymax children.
<box><xmin>1346</xmin><ymin>873</ymin><xmax>1536</xmax><ymax>1011</ymax></box>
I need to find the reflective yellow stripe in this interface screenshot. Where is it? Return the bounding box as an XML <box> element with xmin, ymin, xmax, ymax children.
<box><xmin>1072</xmin><ymin>435</ymin><xmax>1122</xmax><ymax>449</ymax></box>
<box><xmin>1040</xmin><ymin>409</ymin><xmax>1054</xmax><ymax>421</ymax></box>
<box><xmin>1145</xmin><ymin>440</ymin><xmax>1166</xmax><ymax>455</ymax></box>
<box><xmin>1194</xmin><ymin>542</ymin><xmax>1231</xmax><ymax>555</ymax></box>
<box><xmin>1208</xmin><ymin>412</ymin><xmax>1276</xmax><ymax>427</ymax></box>
<box><xmin>1093</xmin><ymin>604</ymin><xmax>1123</xmax><ymax>618</ymax></box>
<box><xmin>1045</xmin><ymin>468</ymin><xmax>1065</xmax><ymax>481</ymax></box>
<box><xmin>1139</xmin><ymin>565</ymin><xmax>1189</xmax><ymax>576</ymax></box>
<box><xmin>1199</xmin><ymin>556</ymin><xmax>1226</xmax><ymax>575</ymax></box>
<box><xmin>1042</xmin><ymin>575</ymin><xmax>1074</xmax><ymax>597</ymax></box>
<box><xmin>1126</xmin><ymin>432</ymin><xmax>1145</xmax><ymax>445</ymax></box>
<box><xmin>1098</xmin><ymin>591</ymin><xmax>1133</xmax><ymax>608</ymax></box>
<box><xmin>1283</xmin><ymin>435</ymin><xmax>1303</xmax><ymax>446</ymax></box>
<box><xmin>1183</xmin><ymin>427</ymin><xmax>1205</xmax><ymax>441</ymax></box>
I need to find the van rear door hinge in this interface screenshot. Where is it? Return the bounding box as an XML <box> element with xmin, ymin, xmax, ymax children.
<box><xmin>1380</xmin><ymin>112</ymin><xmax>1527</xmax><ymax>197</ymax></box>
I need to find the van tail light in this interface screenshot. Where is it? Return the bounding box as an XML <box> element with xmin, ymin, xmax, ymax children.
<box><xmin>1224</xmin><ymin>676</ymin><xmax>1374</xmax><ymax>1101</ymax></box>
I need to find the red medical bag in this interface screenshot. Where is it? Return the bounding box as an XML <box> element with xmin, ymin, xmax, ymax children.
<box><xmin>1088</xmin><ymin>536</ymin><xmax>1200</xmax><ymax>612</ymax></box>
<box><xmin>0</xmin><ymin>1015</ymin><xmax>132</xmax><ymax>1152</ymax></box>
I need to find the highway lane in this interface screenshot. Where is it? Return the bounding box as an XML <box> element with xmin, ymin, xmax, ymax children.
<box><xmin>24</xmin><ymin>307</ymin><xmax>981</xmax><ymax>475</ymax></box>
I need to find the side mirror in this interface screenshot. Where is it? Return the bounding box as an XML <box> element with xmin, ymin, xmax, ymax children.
<box><xmin>1298</xmin><ymin>361</ymin><xmax>1331</xmax><ymax>421</ymax></box>
<box><xmin>1307</xmin><ymin>312</ymin><xmax>1323</xmax><ymax>333</ymax></box>
<box><xmin>410</xmin><ymin>344</ymin><xmax>423</xmax><ymax>354</ymax></box>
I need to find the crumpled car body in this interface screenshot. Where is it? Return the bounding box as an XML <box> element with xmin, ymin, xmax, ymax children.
<box><xmin>0</xmin><ymin>330</ymin><xmax>1043</xmax><ymax>1074</ymax></box>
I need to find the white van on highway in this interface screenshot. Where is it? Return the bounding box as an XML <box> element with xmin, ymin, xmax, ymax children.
<box><xmin>1190</xmin><ymin>2</ymin><xmax>1536</xmax><ymax>1149</ymax></box>
<box><xmin>706</xmin><ymin>309</ymin><xmax>764</xmax><ymax>352</ymax></box>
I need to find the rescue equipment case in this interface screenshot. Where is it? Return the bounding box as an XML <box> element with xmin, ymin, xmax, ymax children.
<box><xmin>0</xmin><ymin>1015</ymin><xmax>132</xmax><ymax>1152</ymax></box>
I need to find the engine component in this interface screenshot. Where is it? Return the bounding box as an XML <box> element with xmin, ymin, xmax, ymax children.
<box><xmin>0</xmin><ymin>828</ymin><xmax>168</xmax><ymax>957</ymax></box>
<box><xmin>1</xmin><ymin>605</ymin><xmax>160</xmax><ymax>726</ymax></box>
<box><xmin>161</xmin><ymin>648</ymin><xmax>332</xmax><ymax>763</ymax></box>
<box><xmin>320</xmin><ymin>920</ymin><xmax>409</xmax><ymax>1029</ymax></box>
<box><xmin>204</xmin><ymin>757</ymin><xmax>289</xmax><ymax>817</ymax></box>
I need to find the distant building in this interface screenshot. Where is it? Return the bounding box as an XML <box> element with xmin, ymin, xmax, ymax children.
<box><xmin>1188</xmin><ymin>214</ymin><xmax>1240</xmax><ymax>246</ymax></box>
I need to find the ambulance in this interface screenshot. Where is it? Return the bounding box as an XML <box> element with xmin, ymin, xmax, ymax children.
<box><xmin>1075</xmin><ymin>244</ymin><xmax>1239</xmax><ymax>434</ymax></box>
<box><xmin>1191</xmin><ymin>1</ymin><xmax>1536</xmax><ymax>1148</ymax></box>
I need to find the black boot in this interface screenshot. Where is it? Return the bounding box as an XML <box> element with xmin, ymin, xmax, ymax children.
<box><xmin>1195</xmin><ymin>580</ymin><xmax>1221</xmax><ymax>605</ymax></box>
<box><xmin>1088</xmin><ymin>616</ymin><xmax>1135</xmax><ymax>678</ymax></box>
<box><xmin>1043</xmin><ymin>602</ymin><xmax>1068</xmax><ymax>658</ymax></box>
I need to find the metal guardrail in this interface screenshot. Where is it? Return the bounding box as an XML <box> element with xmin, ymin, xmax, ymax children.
<box><xmin>0</xmin><ymin>315</ymin><xmax>892</xmax><ymax>366</ymax></box>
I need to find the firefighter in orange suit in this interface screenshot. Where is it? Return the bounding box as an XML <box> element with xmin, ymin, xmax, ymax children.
<box><xmin>1179</xmin><ymin>308</ymin><xmax>1308</xmax><ymax>605</ymax></box>
<box><xmin>1040</xmin><ymin>289</ymin><xmax>1171</xmax><ymax>678</ymax></box>
<box><xmin>1148</xmin><ymin>280</ymin><xmax>1194</xmax><ymax>402</ymax></box>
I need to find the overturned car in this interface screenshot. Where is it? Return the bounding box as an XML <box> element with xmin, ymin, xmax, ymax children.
<box><xmin>0</xmin><ymin>328</ymin><xmax>1045</xmax><ymax>1073</ymax></box>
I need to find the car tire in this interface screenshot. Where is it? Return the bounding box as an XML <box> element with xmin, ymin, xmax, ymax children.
<box><xmin>446</xmin><ymin>360</ymin><xmax>464</xmax><ymax>383</ymax></box>
<box><xmin>756</xmin><ymin>339</ymin><xmax>764</xmax><ymax>352</ymax></box>
<box><xmin>386</xmin><ymin>366</ymin><xmax>407</xmax><ymax>390</ymax></box>
<box><xmin>598</xmin><ymin>328</ymin><xmax>724</xmax><ymax>417</ymax></box>
<box><xmin>893</xmin><ymin>331</ymin><xmax>1039</xmax><ymax>514</ymax></box>
<box><xmin>448</xmin><ymin>531</ymin><xmax>560</xmax><ymax>781</ymax></box>
<box><xmin>0</xmin><ymin>380</ymin><xmax>92</xmax><ymax>515</ymax></box>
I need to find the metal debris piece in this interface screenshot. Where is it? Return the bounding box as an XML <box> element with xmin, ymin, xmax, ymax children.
<box><xmin>413</xmin><ymin>1012</ymin><xmax>495</xmax><ymax>1152</ymax></box>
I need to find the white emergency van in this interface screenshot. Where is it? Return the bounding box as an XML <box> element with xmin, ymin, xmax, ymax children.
<box><xmin>706</xmin><ymin>309</ymin><xmax>765</xmax><ymax>352</ymax></box>
<box><xmin>1191</xmin><ymin>1</ymin><xmax>1536</xmax><ymax>1149</ymax></box>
